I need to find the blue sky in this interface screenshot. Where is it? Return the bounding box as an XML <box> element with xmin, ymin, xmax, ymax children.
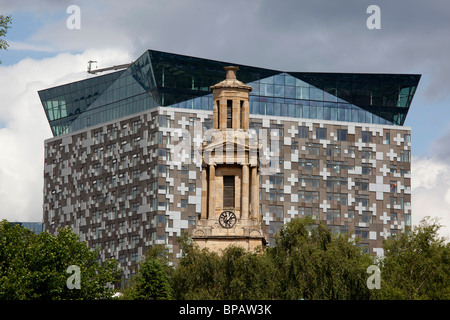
<box><xmin>0</xmin><ymin>0</ymin><xmax>449</xmax><ymax>238</ymax></box>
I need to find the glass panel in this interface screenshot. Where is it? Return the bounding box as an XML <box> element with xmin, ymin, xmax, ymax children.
<box><xmin>274</xmin><ymin>85</ymin><xmax>284</xmax><ymax>98</ymax></box>
<box><xmin>274</xmin><ymin>74</ymin><xmax>284</xmax><ymax>85</ymax></box>
<box><xmin>281</xmin><ymin>104</ymin><xmax>288</xmax><ymax>117</ymax></box>
<box><xmin>288</xmin><ymin>104</ymin><xmax>295</xmax><ymax>117</ymax></box>
<box><xmin>267</xmin><ymin>102</ymin><xmax>274</xmax><ymax>115</ymax></box>
<box><xmin>317</xmin><ymin>105</ymin><xmax>323</xmax><ymax>120</ymax></box>
<box><xmin>310</xmin><ymin>87</ymin><xmax>323</xmax><ymax>101</ymax></box>
<box><xmin>285</xmin><ymin>86</ymin><xmax>295</xmax><ymax>98</ymax></box>
<box><xmin>323</xmin><ymin>105</ymin><xmax>330</xmax><ymax>120</ymax></box>
<box><xmin>285</xmin><ymin>75</ymin><xmax>295</xmax><ymax>86</ymax></box>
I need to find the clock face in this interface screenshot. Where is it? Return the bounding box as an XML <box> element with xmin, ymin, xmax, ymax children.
<box><xmin>219</xmin><ymin>211</ymin><xmax>236</xmax><ymax>228</ymax></box>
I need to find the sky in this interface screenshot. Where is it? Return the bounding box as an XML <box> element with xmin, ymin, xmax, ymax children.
<box><xmin>0</xmin><ymin>0</ymin><xmax>449</xmax><ymax>240</ymax></box>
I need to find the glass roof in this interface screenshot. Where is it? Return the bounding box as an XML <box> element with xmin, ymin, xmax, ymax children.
<box><xmin>38</xmin><ymin>49</ymin><xmax>420</xmax><ymax>136</ymax></box>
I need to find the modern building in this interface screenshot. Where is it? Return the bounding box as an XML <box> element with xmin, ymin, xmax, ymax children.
<box><xmin>9</xmin><ymin>222</ymin><xmax>44</xmax><ymax>234</ymax></box>
<box><xmin>39</xmin><ymin>49</ymin><xmax>420</xmax><ymax>280</ymax></box>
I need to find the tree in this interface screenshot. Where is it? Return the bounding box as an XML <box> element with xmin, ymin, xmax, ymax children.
<box><xmin>170</xmin><ymin>233</ymin><xmax>222</xmax><ymax>299</ymax></box>
<box><xmin>267</xmin><ymin>216</ymin><xmax>375</xmax><ymax>300</ymax></box>
<box><xmin>374</xmin><ymin>217</ymin><xmax>450</xmax><ymax>299</ymax></box>
<box><xmin>122</xmin><ymin>245</ymin><xmax>173</xmax><ymax>300</ymax></box>
<box><xmin>169</xmin><ymin>218</ymin><xmax>376</xmax><ymax>300</ymax></box>
<box><xmin>122</xmin><ymin>216</ymin><xmax>450</xmax><ymax>300</ymax></box>
<box><xmin>0</xmin><ymin>15</ymin><xmax>12</xmax><ymax>63</ymax></box>
<box><xmin>0</xmin><ymin>220</ymin><xmax>121</xmax><ymax>299</ymax></box>
<box><xmin>170</xmin><ymin>233</ymin><xmax>276</xmax><ymax>300</ymax></box>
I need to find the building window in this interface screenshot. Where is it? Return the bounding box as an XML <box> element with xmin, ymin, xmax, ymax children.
<box><xmin>269</xmin><ymin>188</ymin><xmax>283</xmax><ymax>201</ymax></box>
<box><xmin>298</xmin><ymin>207</ymin><xmax>319</xmax><ymax>219</ymax></box>
<box><xmin>326</xmin><ymin>192</ymin><xmax>347</xmax><ymax>205</ymax></box>
<box><xmin>188</xmin><ymin>216</ymin><xmax>196</xmax><ymax>226</ymax></box>
<box><xmin>132</xmin><ymin>186</ymin><xmax>140</xmax><ymax>199</ymax></box>
<box><xmin>299</xmin><ymin>158</ymin><xmax>319</xmax><ymax>171</ymax></box>
<box><xmin>390</xmin><ymin>181</ymin><xmax>397</xmax><ymax>193</ymax></box>
<box><xmin>355</xmin><ymin>195</ymin><xmax>369</xmax><ymax>207</ymax></box>
<box><xmin>326</xmin><ymin>176</ymin><xmax>347</xmax><ymax>189</ymax></box>
<box><xmin>299</xmin><ymin>191</ymin><xmax>319</xmax><ymax>203</ymax></box>
<box><xmin>299</xmin><ymin>175</ymin><xmax>320</xmax><ymax>188</ymax></box>
<box><xmin>223</xmin><ymin>176</ymin><xmax>235</xmax><ymax>208</ymax></box>
<box><xmin>362</xmin><ymin>131</ymin><xmax>372</xmax><ymax>143</ymax></box>
<box><xmin>361</xmin><ymin>164</ymin><xmax>373</xmax><ymax>175</ymax></box>
<box><xmin>404</xmin><ymin>214</ymin><xmax>411</xmax><ymax>226</ymax></box>
<box><xmin>385</xmin><ymin>132</ymin><xmax>390</xmax><ymax>144</ymax></box>
<box><xmin>298</xmin><ymin>126</ymin><xmax>309</xmax><ymax>139</ymax></box>
<box><xmin>316</xmin><ymin>127</ymin><xmax>327</xmax><ymax>140</ymax></box>
<box><xmin>132</xmin><ymin>120</ymin><xmax>140</xmax><ymax>134</ymax></box>
<box><xmin>305</xmin><ymin>143</ymin><xmax>320</xmax><ymax>155</ymax></box>
<box><xmin>361</xmin><ymin>147</ymin><xmax>373</xmax><ymax>159</ymax></box>
<box><xmin>337</xmin><ymin>129</ymin><xmax>347</xmax><ymax>141</ymax></box>
<box><xmin>227</xmin><ymin>100</ymin><xmax>233</xmax><ymax>128</ymax></box>
<box><xmin>361</xmin><ymin>211</ymin><xmax>372</xmax><ymax>223</ymax></box>
<box><xmin>404</xmin><ymin>133</ymin><xmax>411</xmax><ymax>143</ymax></box>
<box><xmin>203</xmin><ymin>118</ymin><xmax>212</xmax><ymax>131</ymax></box>
<box><xmin>327</xmin><ymin>161</ymin><xmax>349</xmax><ymax>173</ymax></box>
<box><xmin>240</xmin><ymin>101</ymin><xmax>244</xmax><ymax>129</ymax></box>
<box><xmin>269</xmin><ymin>173</ymin><xmax>284</xmax><ymax>185</ymax></box>
<box><xmin>355</xmin><ymin>179</ymin><xmax>369</xmax><ymax>191</ymax></box>
<box><xmin>269</xmin><ymin>205</ymin><xmax>284</xmax><ymax>219</ymax></box>
<box><xmin>346</xmin><ymin>146</ymin><xmax>356</xmax><ymax>157</ymax></box>
<box><xmin>355</xmin><ymin>227</ymin><xmax>369</xmax><ymax>240</ymax></box>
<box><xmin>217</xmin><ymin>101</ymin><xmax>220</xmax><ymax>128</ymax></box>
<box><xmin>390</xmin><ymin>212</ymin><xmax>398</xmax><ymax>221</ymax></box>
<box><xmin>326</xmin><ymin>209</ymin><xmax>340</xmax><ymax>223</ymax></box>
<box><xmin>130</xmin><ymin>252</ymin><xmax>139</xmax><ymax>262</ymax></box>
<box><xmin>157</xmin><ymin>115</ymin><xmax>168</xmax><ymax>128</ymax></box>
<box><xmin>271</xmin><ymin>124</ymin><xmax>284</xmax><ymax>138</ymax></box>
<box><xmin>326</xmin><ymin>145</ymin><xmax>341</xmax><ymax>156</ymax></box>
<box><xmin>399</xmin><ymin>150</ymin><xmax>411</xmax><ymax>162</ymax></box>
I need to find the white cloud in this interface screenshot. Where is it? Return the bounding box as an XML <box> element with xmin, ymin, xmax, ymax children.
<box><xmin>8</xmin><ymin>40</ymin><xmax>56</xmax><ymax>53</ymax></box>
<box><xmin>411</xmin><ymin>155</ymin><xmax>450</xmax><ymax>241</ymax></box>
<box><xmin>0</xmin><ymin>48</ymin><xmax>132</xmax><ymax>222</ymax></box>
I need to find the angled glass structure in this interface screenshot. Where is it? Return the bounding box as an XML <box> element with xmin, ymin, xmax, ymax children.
<box><xmin>39</xmin><ymin>49</ymin><xmax>420</xmax><ymax>137</ymax></box>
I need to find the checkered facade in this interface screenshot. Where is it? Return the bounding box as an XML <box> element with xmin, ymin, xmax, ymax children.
<box><xmin>43</xmin><ymin>106</ymin><xmax>411</xmax><ymax>278</ymax></box>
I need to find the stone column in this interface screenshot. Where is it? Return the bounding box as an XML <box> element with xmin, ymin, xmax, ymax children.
<box><xmin>213</xmin><ymin>100</ymin><xmax>219</xmax><ymax>129</ymax></box>
<box><xmin>242</xmin><ymin>100</ymin><xmax>249</xmax><ymax>130</ymax></box>
<box><xmin>233</xmin><ymin>99</ymin><xmax>240</xmax><ymax>129</ymax></box>
<box><xmin>219</xmin><ymin>100</ymin><xmax>227</xmax><ymax>130</ymax></box>
<box><xmin>208</xmin><ymin>164</ymin><xmax>216</xmax><ymax>218</ymax></box>
<box><xmin>250</xmin><ymin>166</ymin><xmax>258</xmax><ymax>220</ymax></box>
<box><xmin>201</xmin><ymin>166</ymin><xmax>208</xmax><ymax>219</ymax></box>
<box><xmin>241</xmin><ymin>164</ymin><xmax>249</xmax><ymax>219</ymax></box>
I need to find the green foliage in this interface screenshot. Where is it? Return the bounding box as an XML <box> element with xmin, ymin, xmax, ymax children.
<box><xmin>170</xmin><ymin>236</ymin><xmax>276</xmax><ymax>300</ymax></box>
<box><xmin>0</xmin><ymin>220</ymin><xmax>121</xmax><ymax>300</ymax></box>
<box><xmin>122</xmin><ymin>245</ymin><xmax>173</xmax><ymax>300</ymax></box>
<box><xmin>168</xmin><ymin>219</ymin><xmax>375</xmax><ymax>300</ymax></box>
<box><xmin>4</xmin><ymin>216</ymin><xmax>449</xmax><ymax>300</ymax></box>
<box><xmin>268</xmin><ymin>216</ymin><xmax>375</xmax><ymax>300</ymax></box>
<box><xmin>374</xmin><ymin>217</ymin><xmax>450</xmax><ymax>300</ymax></box>
<box><xmin>0</xmin><ymin>14</ymin><xmax>12</xmax><ymax>63</ymax></box>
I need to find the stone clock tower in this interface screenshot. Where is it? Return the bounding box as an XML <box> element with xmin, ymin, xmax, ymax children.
<box><xmin>191</xmin><ymin>66</ymin><xmax>267</xmax><ymax>252</ymax></box>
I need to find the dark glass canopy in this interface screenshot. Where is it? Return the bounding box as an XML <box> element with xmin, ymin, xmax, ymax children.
<box><xmin>39</xmin><ymin>49</ymin><xmax>420</xmax><ymax>136</ymax></box>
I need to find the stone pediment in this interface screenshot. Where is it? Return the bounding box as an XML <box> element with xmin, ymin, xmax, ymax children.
<box><xmin>202</xmin><ymin>137</ymin><xmax>259</xmax><ymax>166</ymax></box>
